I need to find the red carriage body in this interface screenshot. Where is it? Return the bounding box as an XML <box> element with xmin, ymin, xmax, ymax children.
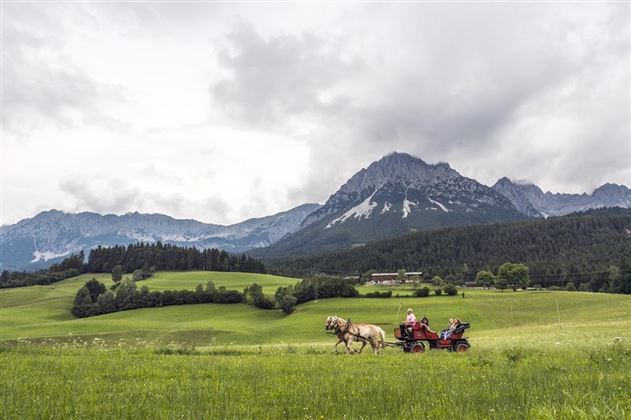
<box><xmin>393</xmin><ymin>321</ymin><xmax>471</xmax><ymax>353</ymax></box>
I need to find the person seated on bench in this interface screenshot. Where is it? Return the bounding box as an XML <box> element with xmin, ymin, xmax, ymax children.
<box><xmin>440</xmin><ymin>318</ymin><xmax>459</xmax><ymax>339</ymax></box>
<box><xmin>420</xmin><ymin>317</ymin><xmax>436</xmax><ymax>334</ymax></box>
<box><xmin>400</xmin><ymin>308</ymin><xmax>417</xmax><ymax>338</ymax></box>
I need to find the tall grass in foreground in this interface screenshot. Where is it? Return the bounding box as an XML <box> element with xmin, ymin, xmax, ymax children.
<box><xmin>1</xmin><ymin>343</ymin><xmax>629</xmax><ymax>419</ymax></box>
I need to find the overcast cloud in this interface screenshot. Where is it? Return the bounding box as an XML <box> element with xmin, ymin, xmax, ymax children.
<box><xmin>2</xmin><ymin>3</ymin><xmax>629</xmax><ymax>225</ymax></box>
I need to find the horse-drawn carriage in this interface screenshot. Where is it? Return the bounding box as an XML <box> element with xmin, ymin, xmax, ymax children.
<box><xmin>325</xmin><ymin>315</ymin><xmax>471</xmax><ymax>354</ymax></box>
<box><xmin>393</xmin><ymin>320</ymin><xmax>471</xmax><ymax>352</ymax></box>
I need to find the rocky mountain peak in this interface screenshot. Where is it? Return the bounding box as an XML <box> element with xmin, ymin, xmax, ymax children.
<box><xmin>593</xmin><ymin>183</ymin><xmax>630</xmax><ymax>198</ymax></box>
<box><xmin>334</xmin><ymin>152</ymin><xmax>460</xmax><ymax>199</ymax></box>
<box><xmin>301</xmin><ymin>152</ymin><xmax>520</xmax><ymax>228</ymax></box>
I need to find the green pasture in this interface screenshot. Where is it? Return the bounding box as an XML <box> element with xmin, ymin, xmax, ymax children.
<box><xmin>141</xmin><ymin>271</ymin><xmax>298</xmax><ymax>294</ymax></box>
<box><xmin>1</xmin><ymin>271</ymin><xmax>630</xmax><ymax>418</ymax></box>
<box><xmin>1</xmin><ymin>272</ymin><xmax>629</xmax><ymax>349</ymax></box>
<box><xmin>1</xmin><ymin>344</ymin><xmax>629</xmax><ymax>419</ymax></box>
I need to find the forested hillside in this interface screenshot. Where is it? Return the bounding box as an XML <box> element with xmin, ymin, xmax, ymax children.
<box><xmin>86</xmin><ymin>242</ymin><xmax>266</xmax><ymax>273</ymax></box>
<box><xmin>270</xmin><ymin>208</ymin><xmax>631</xmax><ymax>289</ymax></box>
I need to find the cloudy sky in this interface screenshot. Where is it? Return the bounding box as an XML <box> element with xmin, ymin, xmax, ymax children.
<box><xmin>2</xmin><ymin>2</ymin><xmax>629</xmax><ymax>226</ymax></box>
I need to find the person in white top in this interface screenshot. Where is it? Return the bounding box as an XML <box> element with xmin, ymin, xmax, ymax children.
<box><xmin>406</xmin><ymin>308</ymin><xmax>417</xmax><ymax>324</ymax></box>
<box><xmin>400</xmin><ymin>308</ymin><xmax>417</xmax><ymax>338</ymax></box>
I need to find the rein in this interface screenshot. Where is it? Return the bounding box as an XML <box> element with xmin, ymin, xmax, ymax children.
<box><xmin>335</xmin><ymin>318</ymin><xmax>367</xmax><ymax>341</ymax></box>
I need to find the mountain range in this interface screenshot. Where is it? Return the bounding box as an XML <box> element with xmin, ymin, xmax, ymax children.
<box><xmin>492</xmin><ymin>177</ymin><xmax>631</xmax><ymax>217</ymax></box>
<box><xmin>2</xmin><ymin>152</ymin><xmax>630</xmax><ymax>270</ymax></box>
<box><xmin>0</xmin><ymin>204</ymin><xmax>320</xmax><ymax>271</ymax></box>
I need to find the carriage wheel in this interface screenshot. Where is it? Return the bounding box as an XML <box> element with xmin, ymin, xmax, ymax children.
<box><xmin>454</xmin><ymin>342</ymin><xmax>470</xmax><ymax>352</ymax></box>
<box><xmin>411</xmin><ymin>343</ymin><xmax>425</xmax><ymax>353</ymax></box>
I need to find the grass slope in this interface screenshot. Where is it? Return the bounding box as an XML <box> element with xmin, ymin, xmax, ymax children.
<box><xmin>1</xmin><ymin>272</ymin><xmax>630</xmax><ymax>418</ymax></box>
<box><xmin>2</xmin><ymin>346</ymin><xmax>628</xmax><ymax>419</ymax></box>
<box><xmin>1</xmin><ymin>272</ymin><xmax>629</xmax><ymax>349</ymax></box>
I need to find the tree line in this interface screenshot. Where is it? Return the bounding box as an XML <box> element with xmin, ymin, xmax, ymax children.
<box><xmin>72</xmin><ymin>278</ymin><xmax>243</xmax><ymax>317</ymax></box>
<box><xmin>268</xmin><ymin>208</ymin><xmax>631</xmax><ymax>293</ymax></box>
<box><xmin>71</xmin><ymin>275</ymin><xmax>360</xmax><ymax>318</ymax></box>
<box><xmin>86</xmin><ymin>242</ymin><xmax>265</xmax><ymax>273</ymax></box>
<box><xmin>1</xmin><ymin>243</ymin><xmax>266</xmax><ymax>289</ymax></box>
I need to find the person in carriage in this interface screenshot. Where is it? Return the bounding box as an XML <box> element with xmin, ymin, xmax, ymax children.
<box><xmin>440</xmin><ymin>318</ymin><xmax>462</xmax><ymax>339</ymax></box>
<box><xmin>419</xmin><ymin>316</ymin><xmax>437</xmax><ymax>334</ymax></box>
<box><xmin>400</xmin><ymin>308</ymin><xmax>417</xmax><ymax>338</ymax></box>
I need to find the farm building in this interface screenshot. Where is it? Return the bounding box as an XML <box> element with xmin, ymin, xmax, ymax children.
<box><xmin>368</xmin><ymin>272</ymin><xmax>423</xmax><ymax>285</ymax></box>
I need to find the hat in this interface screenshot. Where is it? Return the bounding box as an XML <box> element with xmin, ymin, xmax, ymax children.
<box><xmin>407</xmin><ymin>308</ymin><xmax>413</xmax><ymax>313</ymax></box>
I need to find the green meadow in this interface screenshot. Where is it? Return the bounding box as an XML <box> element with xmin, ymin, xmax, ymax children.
<box><xmin>1</xmin><ymin>271</ymin><xmax>630</xmax><ymax>419</ymax></box>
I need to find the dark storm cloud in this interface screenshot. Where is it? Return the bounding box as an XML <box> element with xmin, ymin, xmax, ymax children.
<box><xmin>210</xmin><ymin>22</ymin><xmax>359</xmax><ymax>126</ymax></box>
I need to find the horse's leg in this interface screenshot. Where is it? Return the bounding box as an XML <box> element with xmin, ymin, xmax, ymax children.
<box><xmin>334</xmin><ymin>337</ymin><xmax>344</xmax><ymax>355</ymax></box>
<box><xmin>346</xmin><ymin>337</ymin><xmax>355</xmax><ymax>354</ymax></box>
<box><xmin>370</xmin><ymin>338</ymin><xmax>379</xmax><ymax>354</ymax></box>
<box><xmin>358</xmin><ymin>339</ymin><xmax>367</xmax><ymax>354</ymax></box>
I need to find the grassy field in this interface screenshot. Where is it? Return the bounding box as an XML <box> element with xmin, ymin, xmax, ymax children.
<box><xmin>1</xmin><ymin>271</ymin><xmax>630</xmax><ymax>418</ymax></box>
<box><xmin>142</xmin><ymin>271</ymin><xmax>298</xmax><ymax>294</ymax></box>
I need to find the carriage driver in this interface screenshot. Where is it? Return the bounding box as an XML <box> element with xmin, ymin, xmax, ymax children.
<box><xmin>400</xmin><ymin>308</ymin><xmax>417</xmax><ymax>338</ymax></box>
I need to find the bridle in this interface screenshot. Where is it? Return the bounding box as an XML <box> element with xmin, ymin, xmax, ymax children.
<box><xmin>326</xmin><ymin>316</ymin><xmax>351</xmax><ymax>335</ymax></box>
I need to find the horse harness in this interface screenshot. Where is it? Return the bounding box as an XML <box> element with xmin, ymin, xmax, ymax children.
<box><xmin>331</xmin><ymin>318</ymin><xmax>368</xmax><ymax>341</ymax></box>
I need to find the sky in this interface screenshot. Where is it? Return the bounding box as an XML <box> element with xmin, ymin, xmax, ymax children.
<box><xmin>2</xmin><ymin>2</ymin><xmax>630</xmax><ymax>226</ymax></box>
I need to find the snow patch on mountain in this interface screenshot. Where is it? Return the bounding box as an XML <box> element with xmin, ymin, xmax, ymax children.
<box><xmin>32</xmin><ymin>250</ymin><xmax>72</xmax><ymax>263</ymax></box>
<box><xmin>381</xmin><ymin>202</ymin><xmax>392</xmax><ymax>214</ymax></box>
<box><xmin>428</xmin><ymin>197</ymin><xmax>449</xmax><ymax>212</ymax></box>
<box><xmin>127</xmin><ymin>231</ymin><xmax>155</xmax><ymax>242</ymax></box>
<box><xmin>402</xmin><ymin>199</ymin><xmax>415</xmax><ymax>219</ymax></box>
<box><xmin>326</xmin><ymin>190</ymin><xmax>379</xmax><ymax>228</ymax></box>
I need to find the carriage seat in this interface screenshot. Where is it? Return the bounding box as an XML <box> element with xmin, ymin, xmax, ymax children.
<box><xmin>452</xmin><ymin>322</ymin><xmax>470</xmax><ymax>334</ymax></box>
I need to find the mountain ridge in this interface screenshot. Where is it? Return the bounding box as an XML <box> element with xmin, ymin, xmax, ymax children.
<box><xmin>0</xmin><ymin>203</ymin><xmax>321</xmax><ymax>270</ymax></box>
<box><xmin>492</xmin><ymin>178</ymin><xmax>631</xmax><ymax>217</ymax></box>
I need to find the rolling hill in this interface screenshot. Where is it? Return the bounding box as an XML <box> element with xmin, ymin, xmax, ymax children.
<box><xmin>1</xmin><ymin>271</ymin><xmax>629</xmax><ymax>347</ymax></box>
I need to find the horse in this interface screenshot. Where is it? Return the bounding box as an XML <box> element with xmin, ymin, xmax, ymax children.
<box><xmin>324</xmin><ymin>315</ymin><xmax>386</xmax><ymax>354</ymax></box>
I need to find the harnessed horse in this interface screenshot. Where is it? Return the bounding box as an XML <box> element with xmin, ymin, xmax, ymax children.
<box><xmin>325</xmin><ymin>315</ymin><xmax>386</xmax><ymax>354</ymax></box>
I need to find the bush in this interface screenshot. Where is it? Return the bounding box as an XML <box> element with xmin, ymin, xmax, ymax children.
<box><xmin>364</xmin><ymin>291</ymin><xmax>392</xmax><ymax>298</ymax></box>
<box><xmin>444</xmin><ymin>284</ymin><xmax>458</xmax><ymax>296</ymax></box>
<box><xmin>292</xmin><ymin>277</ymin><xmax>358</xmax><ymax>303</ymax></box>
<box><xmin>112</xmin><ymin>265</ymin><xmax>123</xmax><ymax>283</ymax></box>
<box><xmin>414</xmin><ymin>287</ymin><xmax>430</xmax><ymax>297</ymax></box>
<box><xmin>431</xmin><ymin>276</ymin><xmax>443</xmax><ymax>286</ymax></box>
<box><xmin>434</xmin><ymin>288</ymin><xmax>443</xmax><ymax>296</ymax></box>
<box><xmin>565</xmin><ymin>282</ymin><xmax>577</xmax><ymax>292</ymax></box>
<box><xmin>275</xmin><ymin>286</ymin><xmax>298</xmax><ymax>314</ymax></box>
<box><xmin>244</xmin><ymin>283</ymin><xmax>276</xmax><ymax>309</ymax></box>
